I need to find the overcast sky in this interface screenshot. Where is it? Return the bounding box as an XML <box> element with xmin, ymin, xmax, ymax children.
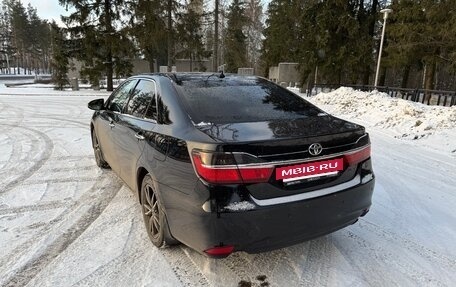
<box><xmin>20</xmin><ymin>0</ymin><xmax>271</xmax><ymax>27</ymax></box>
<box><xmin>20</xmin><ymin>0</ymin><xmax>71</xmax><ymax>26</ymax></box>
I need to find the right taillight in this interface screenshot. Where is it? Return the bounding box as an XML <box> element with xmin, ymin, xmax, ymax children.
<box><xmin>191</xmin><ymin>150</ymin><xmax>273</xmax><ymax>184</ymax></box>
<box><xmin>344</xmin><ymin>145</ymin><xmax>371</xmax><ymax>165</ymax></box>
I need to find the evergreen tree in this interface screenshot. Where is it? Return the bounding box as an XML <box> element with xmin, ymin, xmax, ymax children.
<box><xmin>262</xmin><ymin>0</ymin><xmax>380</xmax><ymax>85</ymax></box>
<box><xmin>111</xmin><ymin>26</ymin><xmax>134</xmax><ymax>78</ymax></box>
<box><xmin>299</xmin><ymin>0</ymin><xmax>374</xmax><ymax>84</ymax></box>
<box><xmin>0</xmin><ymin>0</ymin><xmax>52</xmax><ymax>75</ymax></box>
<box><xmin>36</xmin><ymin>18</ymin><xmax>52</xmax><ymax>74</ymax></box>
<box><xmin>59</xmin><ymin>0</ymin><xmax>133</xmax><ymax>91</ymax></box>
<box><xmin>8</xmin><ymin>0</ymin><xmax>28</xmax><ymax>74</ymax></box>
<box><xmin>50</xmin><ymin>21</ymin><xmax>69</xmax><ymax>90</ymax></box>
<box><xmin>176</xmin><ymin>0</ymin><xmax>207</xmax><ymax>71</ymax></box>
<box><xmin>26</xmin><ymin>4</ymin><xmax>42</xmax><ymax>74</ymax></box>
<box><xmin>224</xmin><ymin>0</ymin><xmax>248</xmax><ymax>73</ymax></box>
<box><xmin>385</xmin><ymin>0</ymin><xmax>456</xmax><ymax>90</ymax></box>
<box><xmin>261</xmin><ymin>0</ymin><xmax>303</xmax><ymax>75</ymax></box>
<box><xmin>130</xmin><ymin>0</ymin><xmax>167</xmax><ymax>72</ymax></box>
<box><xmin>445</xmin><ymin>0</ymin><xmax>456</xmax><ymax>72</ymax></box>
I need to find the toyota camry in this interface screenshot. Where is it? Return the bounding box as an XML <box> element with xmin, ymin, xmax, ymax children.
<box><xmin>88</xmin><ymin>73</ymin><xmax>375</xmax><ymax>258</ymax></box>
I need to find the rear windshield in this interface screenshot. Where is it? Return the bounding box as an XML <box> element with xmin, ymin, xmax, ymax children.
<box><xmin>175</xmin><ymin>76</ymin><xmax>322</xmax><ymax>124</ymax></box>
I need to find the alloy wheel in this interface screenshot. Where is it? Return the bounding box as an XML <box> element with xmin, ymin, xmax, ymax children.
<box><xmin>142</xmin><ymin>184</ymin><xmax>161</xmax><ymax>240</ymax></box>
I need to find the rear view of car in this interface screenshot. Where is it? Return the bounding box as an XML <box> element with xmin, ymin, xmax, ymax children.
<box><xmin>89</xmin><ymin>73</ymin><xmax>375</xmax><ymax>258</ymax></box>
<box><xmin>172</xmin><ymin>75</ymin><xmax>374</xmax><ymax>257</ymax></box>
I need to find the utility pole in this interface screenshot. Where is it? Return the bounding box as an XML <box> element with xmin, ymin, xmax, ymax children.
<box><xmin>104</xmin><ymin>0</ymin><xmax>113</xmax><ymax>91</ymax></box>
<box><xmin>167</xmin><ymin>0</ymin><xmax>173</xmax><ymax>72</ymax></box>
<box><xmin>213</xmin><ymin>0</ymin><xmax>219</xmax><ymax>72</ymax></box>
<box><xmin>374</xmin><ymin>8</ymin><xmax>392</xmax><ymax>87</ymax></box>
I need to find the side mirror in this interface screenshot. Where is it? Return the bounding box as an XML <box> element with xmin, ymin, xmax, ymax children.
<box><xmin>88</xmin><ymin>98</ymin><xmax>105</xmax><ymax>111</ymax></box>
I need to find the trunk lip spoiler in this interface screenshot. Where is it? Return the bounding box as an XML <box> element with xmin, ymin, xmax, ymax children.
<box><xmin>232</xmin><ymin>143</ymin><xmax>371</xmax><ymax>168</ymax></box>
<box><xmin>256</xmin><ymin>133</ymin><xmax>368</xmax><ymax>158</ymax></box>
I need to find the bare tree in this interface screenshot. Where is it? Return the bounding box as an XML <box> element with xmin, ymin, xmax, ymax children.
<box><xmin>245</xmin><ymin>0</ymin><xmax>264</xmax><ymax>73</ymax></box>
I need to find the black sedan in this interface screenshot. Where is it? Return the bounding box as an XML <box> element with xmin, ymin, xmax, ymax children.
<box><xmin>88</xmin><ymin>73</ymin><xmax>375</xmax><ymax>258</ymax></box>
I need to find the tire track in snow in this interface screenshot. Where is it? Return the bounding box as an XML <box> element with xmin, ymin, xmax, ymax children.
<box><xmin>32</xmin><ymin>116</ymin><xmax>88</xmax><ymax>128</ymax></box>
<box><xmin>0</xmin><ymin>200</ymin><xmax>69</xmax><ymax>216</ymax></box>
<box><xmin>223</xmin><ymin>252</ymin><xmax>254</xmax><ymax>282</ymax></box>
<box><xmin>0</xmin><ymin>104</ymin><xmax>26</xmax><ymax>171</ymax></box>
<box><xmin>71</xmin><ymin>218</ymin><xmax>140</xmax><ymax>287</ymax></box>
<box><xmin>298</xmin><ymin>238</ymin><xmax>332</xmax><ymax>286</ymax></box>
<box><xmin>219</xmin><ymin>252</ymin><xmax>273</xmax><ymax>285</ymax></box>
<box><xmin>0</xmin><ymin>132</ymin><xmax>22</xmax><ymax>171</ymax></box>
<box><xmin>0</xmin><ymin>102</ymin><xmax>25</xmax><ymax>129</ymax></box>
<box><xmin>250</xmin><ymin>248</ymin><xmax>300</xmax><ymax>286</ymax></box>
<box><xmin>0</xmin><ymin>101</ymin><xmax>5</xmax><ymax>113</ymax></box>
<box><xmin>46</xmin><ymin>117</ymin><xmax>88</xmax><ymax>127</ymax></box>
<box><xmin>360</xmin><ymin>220</ymin><xmax>456</xmax><ymax>272</ymax></box>
<box><xmin>0</xmin><ymin>100</ymin><xmax>89</xmax><ymax>190</ymax></box>
<box><xmin>161</xmin><ymin>247</ymin><xmax>210</xmax><ymax>287</ymax></box>
<box><xmin>180</xmin><ymin>247</ymin><xmax>243</xmax><ymax>287</ymax></box>
<box><xmin>0</xmin><ymin>155</ymin><xmax>93</xmax><ymax>166</ymax></box>
<box><xmin>0</xmin><ymin>125</ymin><xmax>54</xmax><ymax>195</ymax></box>
<box><xmin>40</xmin><ymin>165</ymin><xmax>96</xmax><ymax>173</ymax></box>
<box><xmin>19</xmin><ymin>177</ymin><xmax>101</xmax><ymax>186</ymax></box>
<box><xmin>1</xmin><ymin>174</ymin><xmax>123</xmax><ymax>287</ymax></box>
<box><xmin>51</xmin><ymin>155</ymin><xmax>94</xmax><ymax>161</ymax></box>
<box><xmin>335</xmin><ymin>228</ymin><xmax>446</xmax><ymax>286</ymax></box>
<box><xmin>3</xmin><ymin>164</ymin><xmax>96</xmax><ymax>176</ymax></box>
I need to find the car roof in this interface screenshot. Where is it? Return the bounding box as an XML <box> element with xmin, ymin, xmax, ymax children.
<box><xmin>132</xmin><ymin>72</ymin><xmax>265</xmax><ymax>85</ymax></box>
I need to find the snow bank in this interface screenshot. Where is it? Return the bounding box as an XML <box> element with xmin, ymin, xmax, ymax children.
<box><xmin>304</xmin><ymin>87</ymin><xmax>456</xmax><ymax>155</ymax></box>
<box><xmin>0</xmin><ymin>86</ymin><xmax>110</xmax><ymax>97</ymax></box>
<box><xmin>310</xmin><ymin>87</ymin><xmax>455</xmax><ymax>139</ymax></box>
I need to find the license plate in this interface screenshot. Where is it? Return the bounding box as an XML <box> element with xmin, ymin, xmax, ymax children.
<box><xmin>276</xmin><ymin>158</ymin><xmax>344</xmax><ymax>182</ymax></box>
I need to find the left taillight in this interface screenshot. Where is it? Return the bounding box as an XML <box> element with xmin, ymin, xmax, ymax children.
<box><xmin>191</xmin><ymin>150</ymin><xmax>273</xmax><ymax>184</ymax></box>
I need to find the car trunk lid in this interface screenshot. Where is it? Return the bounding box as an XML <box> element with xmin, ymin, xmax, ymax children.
<box><xmin>192</xmin><ymin>116</ymin><xmax>370</xmax><ymax>200</ymax></box>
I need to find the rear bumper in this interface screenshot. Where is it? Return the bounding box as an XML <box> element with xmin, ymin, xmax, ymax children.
<box><xmin>167</xmin><ymin>178</ymin><xmax>375</xmax><ymax>256</ymax></box>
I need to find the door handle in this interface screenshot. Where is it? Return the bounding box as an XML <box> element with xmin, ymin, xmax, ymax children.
<box><xmin>135</xmin><ymin>132</ymin><xmax>145</xmax><ymax>140</ymax></box>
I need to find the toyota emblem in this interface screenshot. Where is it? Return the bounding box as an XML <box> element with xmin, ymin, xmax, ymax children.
<box><xmin>308</xmin><ymin>143</ymin><xmax>323</xmax><ymax>156</ymax></box>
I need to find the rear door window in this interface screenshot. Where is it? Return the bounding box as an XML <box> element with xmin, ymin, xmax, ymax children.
<box><xmin>175</xmin><ymin>77</ymin><xmax>321</xmax><ymax>124</ymax></box>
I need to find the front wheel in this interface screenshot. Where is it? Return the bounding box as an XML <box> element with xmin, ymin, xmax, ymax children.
<box><xmin>140</xmin><ymin>174</ymin><xmax>178</xmax><ymax>247</ymax></box>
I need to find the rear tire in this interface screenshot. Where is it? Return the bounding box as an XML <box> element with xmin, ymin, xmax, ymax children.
<box><xmin>92</xmin><ymin>130</ymin><xmax>110</xmax><ymax>169</ymax></box>
<box><xmin>140</xmin><ymin>174</ymin><xmax>179</xmax><ymax>247</ymax></box>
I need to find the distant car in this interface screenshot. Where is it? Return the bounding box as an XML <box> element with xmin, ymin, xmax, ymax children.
<box><xmin>88</xmin><ymin>73</ymin><xmax>375</xmax><ymax>258</ymax></box>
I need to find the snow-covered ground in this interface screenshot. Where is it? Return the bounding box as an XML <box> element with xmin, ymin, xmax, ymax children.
<box><xmin>0</xmin><ymin>86</ymin><xmax>110</xmax><ymax>97</ymax></box>
<box><xmin>0</xmin><ymin>87</ymin><xmax>455</xmax><ymax>287</ymax></box>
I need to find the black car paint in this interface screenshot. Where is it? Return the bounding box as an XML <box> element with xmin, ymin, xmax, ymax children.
<box><xmin>90</xmin><ymin>73</ymin><xmax>375</xmax><ymax>256</ymax></box>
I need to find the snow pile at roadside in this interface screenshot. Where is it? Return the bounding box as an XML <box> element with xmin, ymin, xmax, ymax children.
<box><xmin>309</xmin><ymin>87</ymin><xmax>455</xmax><ymax>137</ymax></box>
<box><xmin>307</xmin><ymin>87</ymin><xmax>456</xmax><ymax>154</ymax></box>
<box><xmin>0</xmin><ymin>86</ymin><xmax>110</xmax><ymax>97</ymax></box>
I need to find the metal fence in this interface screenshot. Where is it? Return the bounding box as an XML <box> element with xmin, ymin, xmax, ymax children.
<box><xmin>308</xmin><ymin>84</ymin><xmax>456</xmax><ymax>107</ymax></box>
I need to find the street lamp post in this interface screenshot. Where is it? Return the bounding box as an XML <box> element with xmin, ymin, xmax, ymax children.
<box><xmin>374</xmin><ymin>8</ymin><xmax>393</xmax><ymax>87</ymax></box>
